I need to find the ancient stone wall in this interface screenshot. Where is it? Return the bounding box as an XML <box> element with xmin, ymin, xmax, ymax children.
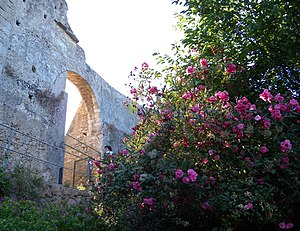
<box><xmin>42</xmin><ymin>184</ymin><xmax>91</xmax><ymax>207</ymax></box>
<box><xmin>0</xmin><ymin>0</ymin><xmax>137</xmax><ymax>183</ymax></box>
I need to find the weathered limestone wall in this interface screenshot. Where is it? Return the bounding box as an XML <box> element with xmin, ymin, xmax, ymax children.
<box><xmin>0</xmin><ymin>0</ymin><xmax>137</xmax><ymax>183</ymax></box>
<box><xmin>0</xmin><ymin>0</ymin><xmax>69</xmax><ymax>182</ymax></box>
<box><xmin>42</xmin><ymin>184</ymin><xmax>90</xmax><ymax>207</ymax></box>
<box><xmin>63</xmin><ymin>101</ymin><xmax>98</xmax><ymax>186</ymax></box>
<box><xmin>0</xmin><ymin>0</ymin><xmax>14</xmax><ymax>73</ymax></box>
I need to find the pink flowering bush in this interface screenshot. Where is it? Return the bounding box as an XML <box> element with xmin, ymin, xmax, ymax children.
<box><xmin>91</xmin><ymin>47</ymin><xmax>300</xmax><ymax>230</ymax></box>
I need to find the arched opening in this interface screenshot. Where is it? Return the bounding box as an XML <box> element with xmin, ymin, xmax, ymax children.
<box><xmin>65</xmin><ymin>79</ymin><xmax>81</xmax><ymax>133</ymax></box>
<box><xmin>63</xmin><ymin>71</ymin><xmax>102</xmax><ymax>186</ymax></box>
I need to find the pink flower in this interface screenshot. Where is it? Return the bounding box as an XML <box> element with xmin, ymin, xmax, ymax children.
<box><xmin>182</xmin><ymin>91</ymin><xmax>191</xmax><ymax>100</ymax></box>
<box><xmin>202</xmin><ymin>159</ymin><xmax>208</xmax><ymax>164</ymax></box>
<box><xmin>269</xmin><ymin>106</ymin><xmax>283</xmax><ymax>121</ymax></box>
<box><xmin>208</xmin><ymin>149</ymin><xmax>214</xmax><ymax>155</ymax></box>
<box><xmin>279</xmin><ymin>222</ymin><xmax>294</xmax><ymax>229</ymax></box>
<box><xmin>133</xmin><ymin>181</ymin><xmax>142</xmax><ymax>191</ymax></box>
<box><xmin>182</xmin><ymin>176</ymin><xmax>190</xmax><ymax>184</ymax></box>
<box><xmin>237</xmin><ymin>123</ymin><xmax>245</xmax><ymax>130</ymax></box>
<box><xmin>274</xmin><ymin>93</ymin><xmax>284</xmax><ymax>103</ymax></box>
<box><xmin>280</xmin><ymin>156</ymin><xmax>290</xmax><ymax>169</ymax></box>
<box><xmin>226</xmin><ymin>63</ymin><xmax>236</xmax><ymax>74</ymax></box>
<box><xmin>263</xmin><ymin>119</ymin><xmax>271</xmax><ymax>129</ymax></box>
<box><xmin>92</xmin><ymin>160</ymin><xmax>101</xmax><ymax>167</ymax></box>
<box><xmin>285</xmin><ymin>223</ymin><xmax>294</xmax><ymax>229</ymax></box>
<box><xmin>207</xmin><ymin>96</ymin><xmax>216</xmax><ymax>103</ymax></box>
<box><xmin>280</xmin><ymin>139</ymin><xmax>292</xmax><ymax>153</ymax></box>
<box><xmin>109</xmin><ymin>163</ymin><xmax>116</xmax><ymax>169</ymax></box>
<box><xmin>278</xmin><ymin>104</ymin><xmax>287</xmax><ymax>111</ymax></box>
<box><xmin>226</xmin><ymin>112</ymin><xmax>233</xmax><ymax>119</ymax></box>
<box><xmin>250</xmin><ymin>104</ymin><xmax>256</xmax><ymax>110</ymax></box>
<box><xmin>200</xmin><ymin>110</ymin><xmax>205</xmax><ymax>118</ymax></box>
<box><xmin>259</xmin><ymin>89</ymin><xmax>273</xmax><ymax>103</ymax></box>
<box><xmin>198</xmin><ymin>85</ymin><xmax>206</xmax><ymax>91</ymax></box>
<box><xmin>187</xmin><ymin>169</ymin><xmax>198</xmax><ymax>182</ymax></box>
<box><xmin>290</xmin><ymin>99</ymin><xmax>299</xmax><ymax>106</ymax></box>
<box><xmin>201</xmin><ymin>202</ymin><xmax>210</xmax><ymax>210</ymax></box>
<box><xmin>200</xmin><ymin>58</ymin><xmax>208</xmax><ymax>67</ymax></box>
<box><xmin>246</xmin><ymin>202</ymin><xmax>253</xmax><ymax>209</ymax></box>
<box><xmin>186</xmin><ymin>66</ymin><xmax>197</xmax><ymax>74</ymax></box>
<box><xmin>189</xmin><ymin>119</ymin><xmax>196</xmax><ymax>126</ymax></box>
<box><xmin>222</xmin><ymin>121</ymin><xmax>232</xmax><ymax>128</ymax></box>
<box><xmin>158</xmin><ymin>174</ymin><xmax>165</xmax><ymax>181</ymax></box>
<box><xmin>279</xmin><ymin>223</ymin><xmax>286</xmax><ymax>229</ymax></box>
<box><xmin>142</xmin><ymin>62</ymin><xmax>149</xmax><ymax>69</ymax></box>
<box><xmin>281</xmin><ymin>156</ymin><xmax>289</xmax><ymax>164</ymax></box>
<box><xmin>260</xmin><ymin>146</ymin><xmax>269</xmax><ymax>153</ymax></box>
<box><xmin>149</xmin><ymin>86</ymin><xmax>158</xmax><ymax>94</ymax></box>
<box><xmin>256</xmin><ymin>178</ymin><xmax>264</xmax><ymax>185</ymax></box>
<box><xmin>143</xmin><ymin>198</ymin><xmax>155</xmax><ymax>206</ymax></box>
<box><xmin>191</xmin><ymin>105</ymin><xmax>199</xmax><ymax>113</ymax></box>
<box><xmin>133</xmin><ymin>173</ymin><xmax>139</xmax><ymax>181</ymax></box>
<box><xmin>235</xmin><ymin>97</ymin><xmax>251</xmax><ymax>114</ymax></box>
<box><xmin>175</xmin><ymin>169</ymin><xmax>184</xmax><ymax>179</ymax></box>
<box><xmin>130</xmin><ymin>88</ymin><xmax>137</xmax><ymax>94</ymax></box>
<box><xmin>215</xmin><ymin>91</ymin><xmax>230</xmax><ymax>102</ymax></box>
<box><xmin>214</xmin><ymin>155</ymin><xmax>220</xmax><ymax>161</ymax></box>
<box><xmin>254</xmin><ymin>115</ymin><xmax>261</xmax><ymax>121</ymax></box>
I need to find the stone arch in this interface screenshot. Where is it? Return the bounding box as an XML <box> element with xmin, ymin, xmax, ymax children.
<box><xmin>0</xmin><ymin>0</ymin><xmax>137</xmax><ymax>185</ymax></box>
<box><xmin>63</xmin><ymin>71</ymin><xmax>102</xmax><ymax>186</ymax></box>
<box><xmin>66</xmin><ymin>71</ymin><xmax>102</xmax><ymax>146</ymax></box>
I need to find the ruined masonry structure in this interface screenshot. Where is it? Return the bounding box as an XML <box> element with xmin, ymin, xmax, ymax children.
<box><xmin>0</xmin><ymin>0</ymin><xmax>137</xmax><ymax>183</ymax></box>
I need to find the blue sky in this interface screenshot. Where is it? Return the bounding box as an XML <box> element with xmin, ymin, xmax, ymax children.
<box><xmin>66</xmin><ymin>0</ymin><xmax>182</xmax><ymax>95</ymax></box>
<box><xmin>64</xmin><ymin>0</ymin><xmax>182</xmax><ymax>131</ymax></box>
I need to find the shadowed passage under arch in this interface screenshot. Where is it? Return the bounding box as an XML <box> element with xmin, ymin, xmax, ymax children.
<box><xmin>63</xmin><ymin>71</ymin><xmax>102</xmax><ymax>186</ymax></box>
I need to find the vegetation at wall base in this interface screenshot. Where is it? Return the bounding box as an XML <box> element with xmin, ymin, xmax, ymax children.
<box><xmin>0</xmin><ymin>197</ymin><xmax>106</xmax><ymax>231</ymax></box>
<box><xmin>0</xmin><ymin>160</ymin><xmax>107</xmax><ymax>230</ymax></box>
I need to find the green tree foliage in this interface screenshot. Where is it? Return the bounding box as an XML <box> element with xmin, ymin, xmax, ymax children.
<box><xmin>172</xmin><ymin>0</ymin><xmax>300</xmax><ymax>97</ymax></box>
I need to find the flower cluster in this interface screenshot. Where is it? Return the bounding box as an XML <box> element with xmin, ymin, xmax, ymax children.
<box><xmin>175</xmin><ymin>168</ymin><xmax>198</xmax><ymax>184</ymax></box>
<box><xmin>279</xmin><ymin>222</ymin><xmax>294</xmax><ymax>230</ymax></box>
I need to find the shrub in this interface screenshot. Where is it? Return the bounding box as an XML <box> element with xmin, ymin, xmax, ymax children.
<box><xmin>0</xmin><ymin>153</ymin><xmax>12</xmax><ymax>197</ymax></box>
<box><xmin>0</xmin><ymin>166</ymin><xmax>11</xmax><ymax>197</ymax></box>
<box><xmin>9</xmin><ymin>165</ymin><xmax>44</xmax><ymax>200</ymax></box>
<box><xmin>91</xmin><ymin>48</ymin><xmax>299</xmax><ymax>230</ymax></box>
<box><xmin>0</xmin><ymin>157</ymin><xmax>107</xmax><ymax>230</ymax></box>
<box><xmin>0</xmin><ymin>197</ymin><xmax>106</xmax><ymax>230</ymax></box>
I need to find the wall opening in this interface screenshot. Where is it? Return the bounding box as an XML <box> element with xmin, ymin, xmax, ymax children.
<box><xmin>63</xmin><ymin>71</ymin><xmax>102</xmax><ymax>186</ymax></box>
<box><xmin>65</xmin><ymin>79</ymin><xmax>82</xmax><ymax>133</ymax></box>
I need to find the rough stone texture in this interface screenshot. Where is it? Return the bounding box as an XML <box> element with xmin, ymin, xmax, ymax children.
<box><xmin>0</xmin><ymin>0</ymin><xmax>137</xmax><ymax>183</ymax></box>
<box><xmin>63</xmin><ymin>101</ymin><xmax>92</xmax><ymax>186</ymax></box>
<box><xmin>41</xmin><ymin>184</ymin><xmax>91</xmax><ymax>207</ymax></box>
